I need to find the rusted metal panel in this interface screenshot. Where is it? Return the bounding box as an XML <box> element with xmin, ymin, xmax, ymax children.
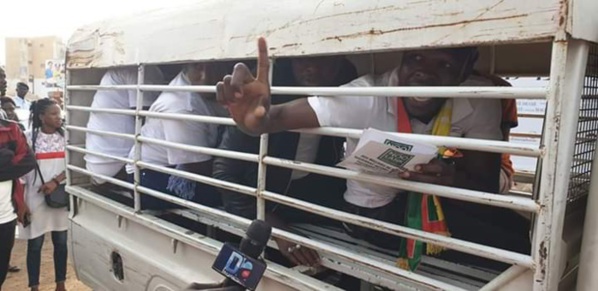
<box><xmin>67</xmin><ymin>0</ymin><xmax>563</xmax><ymax>68</ymax></box>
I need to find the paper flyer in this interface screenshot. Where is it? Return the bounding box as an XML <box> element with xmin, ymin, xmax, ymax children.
<box><xmin>338</xmin><ymin>128</ymin><xmax>438</xmax><ymax>175</ymax></box>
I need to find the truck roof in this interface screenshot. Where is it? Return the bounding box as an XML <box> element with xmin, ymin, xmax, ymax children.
<box><xmin>66</xmin><ymin>0</ymin><xmax>597</xmax><ymax>71</ymax></box>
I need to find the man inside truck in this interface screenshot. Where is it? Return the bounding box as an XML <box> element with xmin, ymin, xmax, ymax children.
<box><xmin>216</xmin><ymin>38</ymin><xmax>530</xmax><ymax>271</ymax></box>
<box><xmin>126</xmin><ymin>62</ymin><xmax>237</xmax><ymax>210</ymax></box>
<box><xmin>85</xmin><ymin>66</ymin><xmax>165</xmax><ymax>188</ymax></box>
<box><xmin>213</xmin><ymin>56</ymin><xmax>357</xmax><ymax>267</ymax></box>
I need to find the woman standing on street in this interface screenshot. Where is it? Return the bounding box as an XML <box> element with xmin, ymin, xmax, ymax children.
<box><xmin>17</xmin><ymin>98</ymin><xmax>67</xmax><ymax>291</ymax></box>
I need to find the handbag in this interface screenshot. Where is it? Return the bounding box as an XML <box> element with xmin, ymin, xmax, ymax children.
<box><xmin>32</xmin><ymin>130</ymin><xmax>68</xmax><ymax>208</ymax></box>
<box><xmin>35</xmin><ymin>161</ymin><xmax>68</xmax><ymax>208</ymax></box>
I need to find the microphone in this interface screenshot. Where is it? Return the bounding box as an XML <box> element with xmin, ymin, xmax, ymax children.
<box><xmin>211</xmin><ymin>220</ymin><xmax>272</xmax><ymax>291</ymax></box>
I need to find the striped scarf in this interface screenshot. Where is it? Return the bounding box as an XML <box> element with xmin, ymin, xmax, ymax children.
<box><xmin>395</xmin><ymin>98</ymin><xmax>452</xmax><ymax>271</ymax></box>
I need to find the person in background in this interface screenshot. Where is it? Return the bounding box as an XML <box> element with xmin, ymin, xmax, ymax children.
<box><xmin>85</xmin><ymin>67</ymin><xmax>165</xmax><ymax>187</ymax></box>
<box><xmin>17</xmin><ymin>99</ymin><xmax>67</xmax><ymax>291</ymax></box>
<box><xmin>13</xmin><ymin>82</ymin><xmax>31</xmax><ymax>110</ymax></box>
<box><xmin>216</xmin><ymin>38</ymin><xmax>530</xmax><ymax>271</ymax></box>
<box><xmin>1</xmin><ymin>96</ymin><xmax>25</xmax><ymax>131</ymax></box>
<box><xmin>0</xmin><ymin>113</ymin><xmax>35</xmax><ymax>290</ymax></box>
<box><xmin>0</xmin><ymin>68</ymin><xmax>6</xmax><ymax>97</ymax></box>
<box><xmin>126</xmin><ymin>62</ymin><xmax>237</xmax><ymax>209</ymax></box>
<box><xmin>213</xmin><ymin>56</ymin><xmax>356</xmax><ymax>266</ymax></box>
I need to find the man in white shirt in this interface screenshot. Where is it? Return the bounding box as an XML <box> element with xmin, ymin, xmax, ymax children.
<box><xmin>85</xmin><ymin>67</ymin><xmax>165</xmax><ymax>185</ymax></box>
<box><xmin>13</xmin><ymin>82</ymin><xmax>30</xmax><ymax>110</ymax></box>
<box><xmin>216</xmin><ymin>38</ymin><xmax>530</xmax><ymax>270</ymax></box>
<box><xmin>127</xmin><ymin>62</ymin><xmax>233</xmax><ymax>209</ymax></box>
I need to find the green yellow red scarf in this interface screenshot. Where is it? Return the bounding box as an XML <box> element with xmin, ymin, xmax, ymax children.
<box><xmin>395</xmin><ymin>98</ymin><xmax>453</xmax><ymax>271</ymax></box>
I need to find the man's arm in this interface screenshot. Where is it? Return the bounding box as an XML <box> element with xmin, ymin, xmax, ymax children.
<box><xmin>260</xmin><ymin>99</ymin><xmax>320</xmax><ymax>134</ymax></box>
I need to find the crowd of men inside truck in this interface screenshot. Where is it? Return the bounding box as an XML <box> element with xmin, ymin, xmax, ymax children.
<box><xmin>1</xmin><ymin>37</ymin><xmax>534</xmax><ymax>289</ymax></box>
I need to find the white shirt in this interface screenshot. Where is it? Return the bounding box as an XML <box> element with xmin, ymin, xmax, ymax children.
<box><xmin>307</xmin><ymin>69</ymin><xmax>502</xmax><ymax>208</ymax></box>
<box><xmin>85</xmin><ymin>67</ymin><xmax>164</xmax><ymax>180</ymax></box>
<box><xmin>13</xmin><ymin>96</ymin><xmax>30</xmax><ymax>111</ymax></box>
<box><xmin>126</xmin><ymin>72</ymin><xmax>229</xmax><ymax>173</ymax></box>
<box><xmin>291</xmin><ymin>134</ymin><xmax>321</xmax><ymax>180</ymax></box>
<box><xmin>0</xmin><ymin>180</ymin><xmax>16</xmax><ymax>224</ymax></box>
<box><xmin>17</xmin><ymin>131</ymin><xmax>68</xmax><ymax>239</ymax></box>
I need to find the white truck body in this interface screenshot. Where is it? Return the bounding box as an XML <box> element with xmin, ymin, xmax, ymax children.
<box><xmin>65</xmin><ymin>1</ymin><xmax>598</xmax><ymax>290</ymax></box>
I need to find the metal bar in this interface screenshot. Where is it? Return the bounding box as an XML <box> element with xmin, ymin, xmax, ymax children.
<box><xmin>66</xmin><ymin>146</ymin><xmax>134</xmax><ymax>164</ymax></box>
<box><xmin>139</xmin><ymin>110</ymin><xmax>235</xmax><ymax>126</ymax></box>
<box><xmin>67</xmin><ymin>105</ymin><xmax>136</xmax><ymax>116</ymax></box>
<box><xmin>263</xmin><ymin>157</ymin><xmax>539</xmax><ymax>213</ymax></box>
<box><xmin>133</xmin><ymin>64</ymin><xmax>144</xmax><ymax>212</ymax></box>
<box><xmin>137</xmin><ymin>136</ymin><xmax>259</xmax><ymax>163</ymax></box>
<box><xmin>67</xmin><ymin>84</ymin><xmax>546</xmax><ymax>99</ymax></box>
<box><xmin>533</xmin><ymin>39</ymin><xmax>590</xmax><ymax>291</ymax></box>
<box><xmin>480</xmin><ymin>266</ymin><xmax>528</xmax><ymax>291</ymax></box>
<box><xmin>64</xmin><ymin>69</ymin><xmax>75</xmax><ymax>217</ymax></box>
<box><xmin>510</xmin><ymin>133</ymin><xmax>542</xmax><ymax>139</ymax></box>
<box><xmin>66</xmin><ymin>125</ymin><xmax>135</xmax><ymax>140</ymax></box>
<box><xmin>256</xmin><ymin>134</ymin><xmax>269</xmax><ymax>220</ymax></box>
<box><xmin>69</xmin><ymin>107</ymin><xmax>540</xmax><ymax>157</ymax></box>
<box><xmin>295</xmin><ymin>127</ymin><xmax>541</xmax><ymax>157</ymax></box>
<box><xmin>67</xmin><ymin>165</ymin><xmax>134</xmax><ymax>190</ymax></box>
<box><xmin>576</xmin><ymin>139</ymin><xmax>598</xmax><ymax>290</ymax></box>
<box><xmin>262</xmin><ymin>190</ymin><xmax>534</xmax><ymax>267</ymax></box>
<box><xmin>136</xmin><ymin>162</ymin><xmax>256</xmax><ymax>196</ymax></box>
<box><xmin>518</xmin><ymin>113</ymin><xmax>546</xmax><ymax>119</ymax></box>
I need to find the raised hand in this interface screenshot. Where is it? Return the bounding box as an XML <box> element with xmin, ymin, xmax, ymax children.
<box><xmin>217</xmin><ymin>37</ymin><xmax>271</xmax><ymax>134</ymax></box>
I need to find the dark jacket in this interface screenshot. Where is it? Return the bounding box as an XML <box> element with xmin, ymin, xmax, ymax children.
<box><xmin>213</xmin><ymin>58</ymin><xmax>358</xmax><ymax>220</ymax></box>
<box><xmin>0</xmin><ymin>119</ymin><xmax>35</xmax><ymax>216</ymax></box>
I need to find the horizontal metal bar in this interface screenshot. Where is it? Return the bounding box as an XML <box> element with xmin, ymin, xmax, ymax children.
<box><xmin>67</xmin><ymin>105</ymin><xmax>137</xmax><ymax>116</ymax></box>
<box><xmin>66</xmin><ymin>125</ymin><xmax>136</xmax><ymax>140</ymax></box>
<box><xmin>518</xmin><ymin>113</ymin><xmax>546</xmax><ymax>119</ymax></box>
<box><xmin>138</xmin><ymin>111</ymin><xmax>235</xmax><ymax>126</ymax></box>
<box><xmin>264</xmin><ymin>157</ymin><xmax>540</xmax><ymax>213</ymax></box>
<box><xmin>67</xmin><ymin>84</ymin><xmax>546</xmax><ymax>99</ymax></box>
<box><xmin>137</xmin><ymin>136</ymin><xmax>259</xmax><ymax>163</ymax></box>
<box><xmin>67</xmin><ymin>104</ymin><xmax>540</xmax><ymax>157</ymax></box>
<box><xmin>262</xmin><ymin>190</ymin><xmax>534</xmax><ymax>268</ymax></box>
<box><xmin>511</xmin><ymin>133</ymin><xmax>542</xmax><ymax>139</ymax></box>
<box><xmin>270</xmin><ymin>86</ymin><xmax>546</xmax><ymax>99</ymax></box>
<box><xmin>67</xmin><ymin>165</ymin><xmax>134</xmax><ymax>190</ymax></box>
<box><xmin>66</xmin><ymin>145</ymin><xmax>134</xmax><ymax>164</ymax></box>
<box><xmin>293</xmin><ymin>128</ymin><xmax>541</xmax><ymax>157</ymax></box>
<box><xmin>136</xmin><ymin>162</ymin><xmax>256</xmax><ymax>196</ymax></box>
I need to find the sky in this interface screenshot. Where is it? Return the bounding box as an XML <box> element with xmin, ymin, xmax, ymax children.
<box><xmin>0</xmin><ymin>0</ymin><xmax>195</xmax><ymax>65</ymax></box>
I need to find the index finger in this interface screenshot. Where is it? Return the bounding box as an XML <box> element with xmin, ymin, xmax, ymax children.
<box><xmin>255</xmin><ymin>37</ymin><xmax>270</xmax><ymax>84</ymax></box>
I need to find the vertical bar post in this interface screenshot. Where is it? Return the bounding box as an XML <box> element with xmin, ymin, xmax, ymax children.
<box><xmin>64</xmin><ymin>69</ymin><xmax>75</xmax><ymax>215</ymax></box>
<box><xmin>533</xmin><ymin>39</ymin><xmax>589</xmax><ymax>291</ymax></box>
<box><xmin>255</xmin><ymin>59</ymin><xmax>275</xmax><ymax>221</ymax></box>
<box><xmin>133</xmin><ymin>64</ymin><xmax>145</xmax><ymax>212</ymax></box>
<box><xmin>256</xmin><ymin>133</ymin><xmax>269</xmax><ymax>220</ymax></box>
